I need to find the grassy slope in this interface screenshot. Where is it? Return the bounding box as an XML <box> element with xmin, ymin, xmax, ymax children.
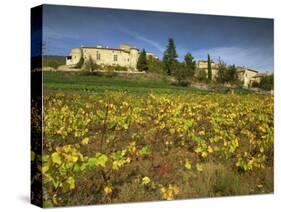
<box><xmin>43</xmin><ymin>71</ymin><xmax>209</xmax><ymax>94</ymax></box>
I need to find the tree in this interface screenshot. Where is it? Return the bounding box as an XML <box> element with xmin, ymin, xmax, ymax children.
<box><xmin>207</xmin><ymin>54</ymin><xmax>212</xmax><ymax>81</ymax></box>
<box><xmin>225</xmin><ymin>65</ymin><xmax>238</xmax><ymax>82</ymax></box>
<box><xmin>259</xmin><ymin>74</ymin><xmax>274</xmax><ymax>90</ymax></box>
<box><xmin>137</xmin><ymin>49</ymin><xmax>148</xmax><ymax>71</ymax></box>
<box><xmin>216</xmin><ymin>58</ymin><xmax>227</xmax><ymax>83</ymax></box>
<box><xmin>196</xmin><ymin>69</ymin><xmax>207</xmax><ymax>82</ymax></box>
<box><xmin>184</xmin><ymin>53</ymin><xmax>196</xmax><ymax>77</ymax></box>
<box><xmin>172</xmin><ymin>62</ymin><xmax>189</xmax><ymax>85</ymax></box>
<box><xmin>163</xmin><ymin>38</ymin><xmax>178</xmax><ymax>75</ymax></box>
<box><xmin>84</xmin><ymin>56</ymin><xmax>98</xmax><ymax>72</ymax></box>
<box><xmin>147</xmin><ymin>56</ymin><xmax>165</xmax><ymax>74</ymax></box>
<box><xmin>216</xmin><ymin>59</ymin><xmax>238</xmax><ymax>84</ymax></box>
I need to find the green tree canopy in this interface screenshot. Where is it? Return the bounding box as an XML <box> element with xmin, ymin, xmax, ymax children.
<box><xmin>137</xmin><ymin>49</ymin><xmax>148</xmax><ymax>71</ymax></box>
<box><xmin>216</xmin><ymin>58</ymin><xmax>227</xmax><ymax>83</ymax></box>
<box><xmin>184</xmin><ymin>52</ymin><xmax>196</xmax><ymax>77</ymax></box>
<box><xmin>163</xmin><ymin>38</ymin><xmax>178</xmax><ymax>75</ymax></box>
<box><xmin>172</xmin><ymin>62</ymin><xmax>189</xmax><ymax>85</ymax></box>
<box><xmin>147</xmin><ymin>56</ymin><xmax>165</xmax><ymax>74</ymax></box>
<box><xmin>216</xmin><ymin>58</ymin><xmax>238</xmax><ymax>84</ymax></box>
<box><xmin>84</xmin><ymin>56</ymin><xmax>99</xmax><ymax>72</ymax></box>
<box><xmin>196</xmin><ymin>69</ymin><xmax>207</xmax><ymax>82</ymax></box>
<box><xmin>259</xmin><ymin>74</ymin><xmax>274</xmax><ymax>90</ymax></box>
<box><xmin>225</xmin><ymin>65</ymin><xmax>238</xmax><ymax>82</ymax></box>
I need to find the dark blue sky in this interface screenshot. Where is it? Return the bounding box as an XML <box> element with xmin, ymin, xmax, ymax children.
<box><xmin>41</xmin><ymin>4</ymin><xmax>274</xmax><ymax>72</ymax></box>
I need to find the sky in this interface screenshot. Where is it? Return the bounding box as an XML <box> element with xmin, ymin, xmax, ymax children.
<box><xmin>38</xmin><ymin>4</ymin><xmax>274</xmax><ymax>72</ymax></box>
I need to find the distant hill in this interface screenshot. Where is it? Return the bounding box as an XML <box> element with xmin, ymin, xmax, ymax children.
<box><xmin>43</xmin><ymin>55</ymin><xmax>66</xmax><ymax>69</ymax></box>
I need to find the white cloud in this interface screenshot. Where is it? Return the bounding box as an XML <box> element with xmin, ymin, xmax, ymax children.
<box><xmin>120</xmin><ymin>27</ymin><xmax>165</xmax><ymax>53</ymax></box>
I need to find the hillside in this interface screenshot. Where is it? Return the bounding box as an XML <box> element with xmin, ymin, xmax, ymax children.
<box><xmin>42</xmin><ymin>55</ymin><xmax>66</xmax><ymax>68</ymax></box>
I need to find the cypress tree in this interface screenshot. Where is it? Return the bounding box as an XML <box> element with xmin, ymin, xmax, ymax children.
<box><xmin>163</xmin><ymin>38</ymin><xmax>178</xmax><ymax>75</ymax></box>
<box><xmin>207</xmin><ymin>54</ymin><xmax>212</xmax><ymax>81</ymax></box>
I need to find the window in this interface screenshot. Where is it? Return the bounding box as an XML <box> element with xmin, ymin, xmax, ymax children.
<box><xmin>113</xmin><ymin>55</ymin><xmax>118</xmax><ymax>61</ymax></box>
<box><xmin>67</xmin><ymin>56</ymin><xmax>72</xmax><ymax>59</ymax></box>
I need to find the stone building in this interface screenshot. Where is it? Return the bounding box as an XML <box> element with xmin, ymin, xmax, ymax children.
<box><xmin>196</xmin><ymin>60</ymin><xmax>219</xmax><ymax>78</ymax></box>
<box><xmin>195</xmin><ymin>61</ymin><xmax>262</xmax><ymax>87</ymax></box>
<box><xmin>236</xmin><ymin>67</ymin><xmax>261</xmax><ymax>87</ymax></box>
<box><xmin>66</xmin><ymin>44</ymin><xmax>140</xmax><ymax>71</ymax></box>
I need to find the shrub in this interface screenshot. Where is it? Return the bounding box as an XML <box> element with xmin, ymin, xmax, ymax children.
<box><xmin>196</xmin><ymin>68</ymin><xmax>207</xmax><ymax>82</ymax></box>
<box><xmin>83</xmin><ymin>56</ymin><xmax>99</xmax><ymax>72</ymax></box>
<box><xmin>103</xmin><ymin>65</ymin><xmax>127</xmax><ymax>72</ymax></box>
<box><xmin>115</xmin><ymin>65</ymin><xmax>128</xmax><ymax>71</ymax></box>
<box><xmin>216</xmin><ymin>60</ymin><xmax>238</xmax><ymax>84</ymax></box>
<box><xmin>251</xmin><ymin>81</ymin><xmax>260</xmax><ymax>88</ymax></box>
<box><xmin>172</xmin><ymin>62</ymin><xmax>189</xmax><ymax>84</ymax></box>
<box><xmin>147</xmin><ymin>56</ymin><xmax>165</xmax><ymax>74</ymax></box>
<box><xmin>103</xmin><ymin>65</ymin><xmax>115</xmax><ymax>72</ymax></box>
<box><xmin>259</xmin><ymin>74</ymin><xmax>274</xmax><ymax>91</ymax></box>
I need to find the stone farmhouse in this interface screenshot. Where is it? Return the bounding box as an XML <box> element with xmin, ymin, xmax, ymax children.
<box><xmin>66</xmin><ymin>43</ymin><xmax>157</xmax><ymax>71</ymax></box>
<box><xmin>196</xmin><ymin>60</ymin><xmax>219</xmax><ymax>77</ymax></box>
<box><xmin>196</xmin><ymin>60</ymin><xmax>263</xmax><ymax>87</ymax></box>
<box><xmin>236</xmin><ymin>67</ymin><xmax>261</xmax><ymax>87</ymax></box>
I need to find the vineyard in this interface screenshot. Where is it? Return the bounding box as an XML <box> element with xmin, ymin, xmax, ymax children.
<box><xmin>31</xmin><ymin>73</ymin><xmax>274</xmax><ymax>207</ymax></box>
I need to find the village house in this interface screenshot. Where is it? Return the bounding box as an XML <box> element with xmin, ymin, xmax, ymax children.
<box><xmin>236</xmin><ymin>67</ymin><xmax>264</xmax><ymax>87</ymax></box>
<box><xmin>196</xmin><ymin>60</ymin><xmax>262</xmax><ymax>88</ymax></box>
<box><xmin>196</xmin><ymin>60</ymin><xmax>219</xmax><ymax>77</ymax></box>
<box><xmin>66</xmin><ymin>43</ymin><xmax>157</xmax><ymax>71</ymax></box>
